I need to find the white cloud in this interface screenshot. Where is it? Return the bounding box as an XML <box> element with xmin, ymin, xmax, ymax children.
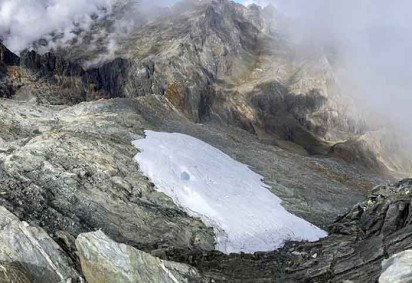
<box><xmin>273</xmin><ymin>0</ymin><xmax>412</xmax><ymax>136</ymax></box>
<box><xmin>242</xmin><ymin>0</ymin><xmax>272</xmax><ymax>7</ymax></box>
<box><xmin>0</xmin><ymin>0</ymin><xmax>113</xmax><ymax>53</ymax></box>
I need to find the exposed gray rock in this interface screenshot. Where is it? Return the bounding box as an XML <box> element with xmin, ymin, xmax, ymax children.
<box><xmin>0</xmin><ymin>262</ymin><xmax>32</xmax><ymax>283</ymax></box>
<box><xmin>76</xmin><ymin>230</ymin><xmax>205</xmax><ymax>283</ymax></box>
<box><xmin>20</xmin><ymin>49</ymin><xmax>84</xmax><ymax>79</ymax></box>
<box><xmin>379</xmin><ymin>250</ymin><xmax>412</xmax><ymax>283</ymax></box>
<box><xmin>0</xmin><ymin>206</ymin><xmax>80</xmax><ymax>283</ymax></box>
<box><xmin>0</xmin><ymin>98</ymin><xmax>215</xmax><ymax>253</ymax></box>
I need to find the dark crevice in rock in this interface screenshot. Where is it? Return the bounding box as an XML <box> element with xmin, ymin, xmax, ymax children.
<box><xmin>84</xmin><ymin>58</ymin><xmax>132</xmax><ymax>99</ymax></box>
<box><xmin>20</xmin><ymin>50</ymin><xmax>84</xmax><ymax>78</ymax></box>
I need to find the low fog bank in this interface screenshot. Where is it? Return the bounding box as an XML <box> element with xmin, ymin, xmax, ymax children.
<box><xmin>0</xmin><ymin>0</ymin><xmax>173</xmax><ymax>61</ymax></box>
<box><xmin>256</xmin><ymin>0</ymin><xmax>412</xmax><ymax>150</ymax></box>
<box><xmin>0</xmin><ymin>0</ymin><xmax>113</xmax><ymax>53</ymax></box>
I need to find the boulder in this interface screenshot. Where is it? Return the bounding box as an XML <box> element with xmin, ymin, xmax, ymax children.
<box><xmin>0</xmin><ymin>206</ymin><xmax>80</xmax><ymax>283</ymax></box>
<box><xmin>379</xmin><ymin>250</ymin><xmax>412</xmax><ymax>283</ymax></box>
<box><xmin>76</xmin><ymin>230</ymin><xmax>205</xmax><ymax>283</ymax></box>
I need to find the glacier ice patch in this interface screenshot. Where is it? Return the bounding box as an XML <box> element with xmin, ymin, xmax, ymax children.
<box><xmin>132</xmin><ymin>130</ymin><xmax>327</xmax><ymax>254</ymax></box>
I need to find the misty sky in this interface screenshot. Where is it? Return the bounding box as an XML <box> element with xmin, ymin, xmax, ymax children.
<box><xmin>275</xmin><ymin>0</ymin><xmax>412</xmax><ymax>122</ymax></box>
<box><xmin>233</xmin><ymin>0</ymin><xmax>412</xmax><ymax>127</ymax></box>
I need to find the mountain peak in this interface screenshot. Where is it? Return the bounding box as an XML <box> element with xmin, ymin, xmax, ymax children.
<box><xmin>0</xmin><ymin>42</ymin><xmax>20</xmax><ymax>66</ymax></box>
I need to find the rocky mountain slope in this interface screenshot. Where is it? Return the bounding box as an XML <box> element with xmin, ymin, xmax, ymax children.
<box><xmin>5</xmin><ymin>0</ymin><xmax>411</xmax><ymax>175</ymax></box>
<box><xmin>0</xmin><ymin>0</ymin><xmax>412</xmax><ymax>282</ymax></box>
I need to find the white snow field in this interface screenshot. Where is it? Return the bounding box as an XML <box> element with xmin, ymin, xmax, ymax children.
<box><xmin>132</xmin><ymin>131</ymin><xmax>327</xmax><ymax>254</ymax></box>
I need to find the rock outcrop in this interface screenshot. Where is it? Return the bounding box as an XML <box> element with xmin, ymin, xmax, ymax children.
<box><xmin>3</xmin><ymin>175</ymin><xmax>411</xmax><ymax>283</ymax></box>
<box><xmin>0</xmin><ymin>98</ymin><xmax>215</xmax><ymax>254</ymax></box>
<box><xmin>379</xmin><ymin>249</ymin><xmax>412</xmax><ymax>283</ymax></box>
<box><xmin>76</xmin><ymin>230</ymin><xmax>204</xmax><ymax>283</ymax></box>
<box><xmin>161</xmin><ymin>179</ymin><xmax>412</xmax><ymax>282</ymax></box>
<box><xmin>0</xmin><ymin>206</ymin><xmax>80</xmax><ymax>283</ymax></box>
<box><xmin>284</xmin><ymin>179</ymin><xmax>412</xmax><ymax>282</ymax></box>
<box><xmin>20</xmin><ymin>50</ymin><xmax>84</xmax><ymax>78</ymax></box>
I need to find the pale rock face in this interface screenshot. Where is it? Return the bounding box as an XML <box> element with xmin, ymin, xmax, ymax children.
<box><xmin>0</xmin><ymin>137</ymin><xmax>8</xmax><ymax>152</ymax></box>
<box><xmin>133</xmin><ymin>130</ymin><xmax>327</xmax><ymax>254</ymax></box>
<box><xmin>0</xmin><ymin>206</ymin><xmax>80</xmax><ymax>283</ymax></box>
<box><xmin>76</xmin><ymin>230</ymin><xmax>204</xmax><ymax>283</ymax></box>
<box><xmin>379</xmin><ymin>250</ymin><xmax>412</xmax><ymax>283</ymax></box>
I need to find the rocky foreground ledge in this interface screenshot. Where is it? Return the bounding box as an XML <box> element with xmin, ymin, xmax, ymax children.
<box><xmin>1</xmin><ymin>179</ymin><xmax>412</xmax><ymax>283</ymax></box>
<box><xmin>0</xmin><ymin>206</ymin><xmax>200</xmax><ymax>283</ymax></box>
<box><xmin>170</xmin><ymin>179</ymin><xmax>412</xmax><ymax>282</ymax></box>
